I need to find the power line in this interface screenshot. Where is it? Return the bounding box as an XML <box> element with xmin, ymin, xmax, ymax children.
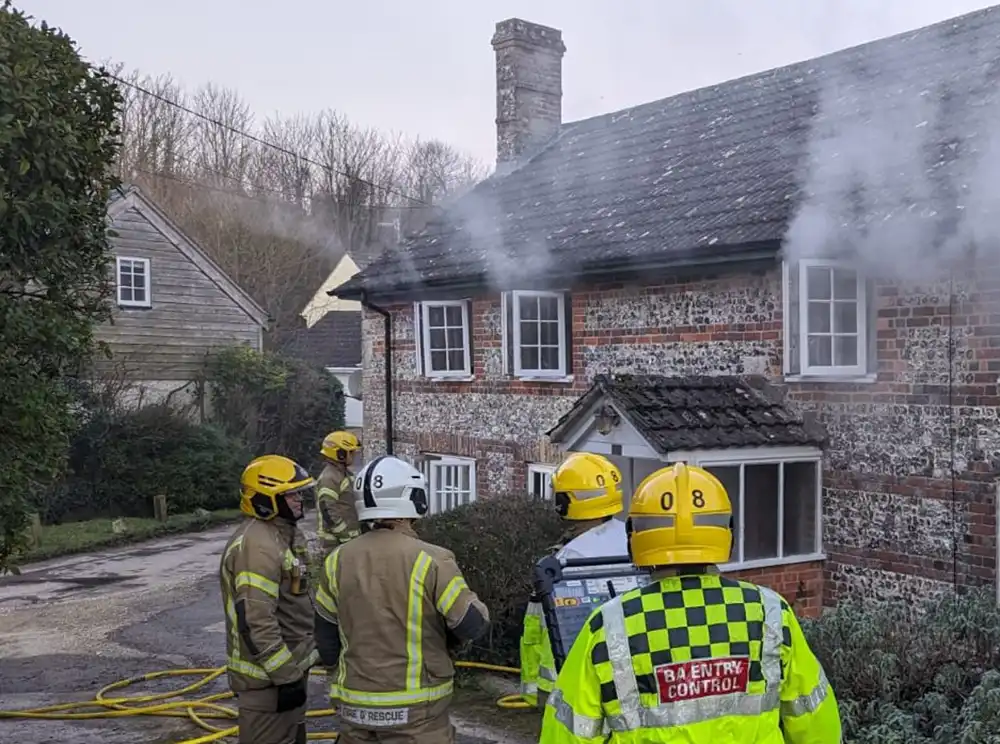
<box><xmin>109</xmin><ymin>72</ymin><xmax>435</xmax><ymax>208</ymax></box>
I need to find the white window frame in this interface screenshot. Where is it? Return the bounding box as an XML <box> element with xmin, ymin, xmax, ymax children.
<box><xmin>419</xmin><ymin>301</ymin><xmax>471</xmax><ymax>378</ymax></box>
<box><xmin>679</xmin><ymin>451</ymin><xmax>824</xmax><ymax>571</ymax></box>
<box><xmin>795</xmin><ymin>259</ymin><xmax>866</xmax><ymax>378</ymax></box>
<box><xmin>419</xmin><ymin>454</ymin><xmax>477</xmax><ymax>515</ymax></box>
<box><xmin>115</xmin><ymin>256</ymin><xmax>151</xmax><ymax>308</ymax></box>
<box><xmin>527</xmin><ymin>463</ymin><xmax>556</xmax><ymax>501</ymax></box>
<box><xmin>511</xmin><ymin>290</ymin><xmax>567</xmax><ymax>378</ymax></box>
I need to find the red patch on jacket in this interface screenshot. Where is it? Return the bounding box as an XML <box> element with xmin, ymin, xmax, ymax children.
<box><xmin>654</xmin><ymin>657</ymin><xmax>750</xmax><ymax>703</ymax></box>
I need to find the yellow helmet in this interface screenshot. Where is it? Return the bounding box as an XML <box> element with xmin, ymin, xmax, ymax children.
<box><xmin>320</xmin><ymin>431</ymin><xmax>361</xmax><ymax>464</ymax></box>
<box><xmin>240</xmin><ymin>454</ymin><xmax>316</xmax><ymax>521</ymax></box>
<box><xmin>551</xmin><ymin>452</ymin><xmax>624</xmax><ymax>521</ymax></box>
<box><xmin>627</xmin><ymin>462</ymin><xmax>733</xmax><ymax>567</ymax></box>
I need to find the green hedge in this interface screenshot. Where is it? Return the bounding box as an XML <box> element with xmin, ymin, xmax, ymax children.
<box><xmin>36</xmin><ymin>402</ymin><xmax>250</xmax><ymax>523</ymax></box>
<box><xmin>416</xmin><ymin>496</ymin><xmax>565</xmax><ymax>665</ymax></box>
<box><xmin>803</xmin><ymin>588</ymin><xmax>1000</xmax><ymax>742</ymax></box>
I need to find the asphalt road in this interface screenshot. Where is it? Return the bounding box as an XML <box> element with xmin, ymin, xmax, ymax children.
<box><xmin>0</xmin><ymin>521</ymin><xmax>526</xmax><ymax>744</ymax></box>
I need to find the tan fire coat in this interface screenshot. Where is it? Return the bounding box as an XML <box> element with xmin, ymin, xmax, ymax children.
<box><xmin>314</xmin><ymin>525</ymin><xmax>489</xmax><ymax>729</ymax></box>
<box><xmin>316</xmin><ymin>462</ymin><xmax>361</xmax><ymax>547</ymax></box>
<box><xmin>219</xmin><ymin>516</ymin><xmax>319</xmax><ymax>693</ymax></box>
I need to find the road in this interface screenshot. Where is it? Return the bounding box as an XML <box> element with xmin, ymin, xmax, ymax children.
<box><xmin>0</xmin><ymin>520</ymin><xmax>528</xmax><ymax>744</ymax></box>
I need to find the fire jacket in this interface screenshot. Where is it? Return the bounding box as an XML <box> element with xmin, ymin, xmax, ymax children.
<box><xmin>538</xmin><ymin>572</ymin><xmax>841</xmax><ymax>744</ymax></box>
<box><xmin>219</xmin><ymin>517</ymin><xmax>319</xmax><ymax>693</ymax></box>
<box><xmin>313</xmin><ymin>525</ymin><xmax>490</xmax><ymax>728</ymax></box>
<box><xmin>316</xmin><ymin>462</ymin><xmax>360</xmax><ymax>546</ymax></box>
<box><xmin>521</xmin><ymin>519</ymin><xmax>630</xmax><ymax>705</ymax></box>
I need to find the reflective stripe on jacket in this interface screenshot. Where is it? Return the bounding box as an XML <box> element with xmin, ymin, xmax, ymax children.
<box><xmin>315</xmin><ymin>526</ymin><xmax>489</xmax><ymax>715</ymax></box>
<box><xmin>520</xmin><ymin>600</ymin><xmax>544</xmax><ymax>702</ymax></box>
<box><xmin>219</xmin><ymin>517</ymin><xmax>318</xmax><ymax>693</ymax></box>
<box><xmin>316</xmin><ymin>463</ymin><xmax>360</xmax><ymax>545</ymax></box>
<box><xmin>539</xmin><ymin>573</ymin><xmax>841</xmax><ymax>744</ymax></box>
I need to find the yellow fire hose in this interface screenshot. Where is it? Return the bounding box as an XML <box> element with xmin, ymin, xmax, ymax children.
<box><xmin>0</xmin><ymin>661</ymin><xmax>530</xmax><ymax>743</ymax></box>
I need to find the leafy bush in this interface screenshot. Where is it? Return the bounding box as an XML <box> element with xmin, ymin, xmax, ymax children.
<box><xmin>803</xmin><ymin>588</ymin><xmax>1000</xmax><ymax>743</ymax></box>
<box><xmin>0</xmin><ymin>4</ymin><xmax>122</xmax><ymax>570</ymax></box>
<box><xmin>37</xmin><ymin>402</ymin><xmax>250</xmax><ymax>523</ymax></box>
<box><xmin>416</xmin><ymin>496</ymin><xmax>565</xmax><ymax>665</ymax></box>
<box><xmin>201</xmin><ymin>346</ymin><xmax>345</xmax><ymax>470</ymax></box>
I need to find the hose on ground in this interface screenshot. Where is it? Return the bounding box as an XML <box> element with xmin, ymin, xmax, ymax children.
<box><xmin>0</xmin><ymin>661</ymin><xmax>532</xmax><ymax>743</ymax></box>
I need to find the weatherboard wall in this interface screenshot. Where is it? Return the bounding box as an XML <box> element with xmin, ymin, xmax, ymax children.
<box><xmin>360</xmin><ymin>267</ymin><xmax>1000</xmax><ymax>606</ymax></box>
<box><xmin>95</xmin><ymin>206</ymin><xmax>262</xmax><ymax>382</ymax></box>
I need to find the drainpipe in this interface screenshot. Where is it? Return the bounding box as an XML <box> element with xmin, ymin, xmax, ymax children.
<box><xmin>361</xmin><ymin>292</ymin><xmax>393</xmax><ymax>455</ymax></box>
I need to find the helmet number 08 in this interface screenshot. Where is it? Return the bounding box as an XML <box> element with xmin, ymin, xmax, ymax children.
<box><xmin>660</xmin><ymin>490</ymin><xmax>706</xmax><ymax>510</ymax></box>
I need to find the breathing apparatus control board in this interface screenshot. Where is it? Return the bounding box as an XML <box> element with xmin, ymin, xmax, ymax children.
<box><xmin>533</xmin><ymin>555</ymin><xmax>652</xmax><ymax>673</ymax></box>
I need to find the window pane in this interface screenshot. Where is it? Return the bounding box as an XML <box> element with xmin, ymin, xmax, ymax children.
<box><xmin>459</xmin><ymin>465</ymin><xmax>470</xmax><ymax>491</ymax></box>
<box><xmin>833</xmin><ymin>270</ymin><xmax>857</xmax><ymax>300</ymax></box>
<box><xmin>430</xmin><ymin>351</ymin><xmax>447</xmax><ymax>370</ymax></box>
<box><xmin>540</xmin><ymin>346</ymin><xmax>561</xmax><ymax>370</ymax></box>
<box><xmin>446</xmin><ymin>328</ymin><xmax>464</xmax><ymax>349</ymax></box>
<box><xmin>833</xmin><ymin>301</ymin><xmax>857</xmax><ymax>333</ymax></box>
<box><xmin>538</xmin><ymin>296</ymin><xmax>560</xmax><ymax>320</ymax></box>
<box><xmin>704</xmin><ymin>466</ymin><xmax>740</xmax><ymax>563</ymax></box>
<box><xmin>806</xmin><ymin>267</ymin><xmax>831</xmax><ymax>300</ymax></box>
<box><xmin>445</xmin><ymin>305</ymin><xmax>463</xmax><ymax>325</ymax></box>
<box><xmin>447</xmin><ymin>350</ymin><xmax>465</xmax><ymax>370</ymax></box>
<box><xmin>520</xmin><ymin>346</ymin><xmax>539</xmax><ymax>370</ymax></box>
<box><xmin>783</xmin><ymin>462</ymin><xmax>819</xmax><ymax>556</ymax></box>
<box><xmin>807</xmin><ymin>335</ymin><xmax>832</xmax><ymax>367</ymax></box>
<box><xmin>519</xmin><ymin>296</ymin><xmax>538</xmax><ymax>320</ymax></box>
<box><xmin>807</xmin><ymin>302</ymin><xmax>831</xmax><ymax>333</ymax></box>
<box><xmin>133</xmin><ymin>264</ymin><xmax>145</xmax><ymax>278</ymax></box>
<box><xmin>427</xmin><ymin>305</ymin><xmax>445</xmax><ymax>326</ymax></box>
<box><xmin>833</xmin><ymin>336</ymin><xmax>858</xmax><ymax>366</ymax></box>
<box><xmin>520</xmin><ymin>320</ymin><xmax>538</xmax><ymax>344</ymax></box>
<box><xmin>429</xmin><ymin>328</ymin><xmax>446</xmax><ymax>350</ymax></box>
<box><xmin>133</xmin><ymin>288</ymin><xmax>146</xmax><ymax>303</ymax></box>
<box><xmin>540</xmin><ymin>321</ymin><xmax>559</xmax><ymax>345</ymax></box>
<box><xmin>743</xmin><ymin>464</ymin><xmax>779</xmax><ymax>560</ymax></box>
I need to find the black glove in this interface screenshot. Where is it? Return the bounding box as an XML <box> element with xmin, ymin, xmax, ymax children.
<box><xmin>275</xmin><ymin>677</ymin><xmax>308</xmax><ymax>713</ymax></box>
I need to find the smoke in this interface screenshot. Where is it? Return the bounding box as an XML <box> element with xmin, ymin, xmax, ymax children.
<box><xmin>784</xmin><ymin>12</ymin><xmax>1000</xmax><ymax>282</ymax></box>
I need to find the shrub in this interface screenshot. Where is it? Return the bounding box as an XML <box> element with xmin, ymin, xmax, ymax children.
<box><xmin>37</xmin><ymin>402</ymin><xmax>250</xmax><ymax>523</ymax></box>
<box><xmin>201</xmin><ymin>346</ymin><xmax>345</xmax><ymax>470</ymax></box>
<box><xmin>416</xmin><ymin>496</ymin><xmax>565</xmax><ymax>665</ymax></box>
<box><xmin>803</xmin><ymin>588</ymin><xmax>1000</xmax><ymax>742</ymax></box>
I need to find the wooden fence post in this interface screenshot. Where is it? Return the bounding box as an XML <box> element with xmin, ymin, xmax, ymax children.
<box><xmin>26</xmin><ymin>513</ymin><xmax>42</xmax><ymax>548</ymax></box>
<box><xmin>153</xmin><ymin>493</ymin><xmax>168</xmax><ymax>522</ymax></box>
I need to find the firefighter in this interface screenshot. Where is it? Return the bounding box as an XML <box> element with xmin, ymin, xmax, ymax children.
<box><xmin>316</xmin><ymin>430</ymin><xmax>362</xmax><ymax>554</ymax></box>
<box><xmin>220</xmin><ymin>454</ymin><xmax>320</xmax><ymax>744</ymax></box>
<box><xmin>521</xmin><ymin>451</ymin><xmax>628</xmax><ymax>710</ymax></box>
<box><xmin>313</xmin><ymin>455</ymin><xmax>490</xmax><ymax>744</ymax></box>
<box><xmin>539</xmin><ymin>462</ymin><xmax>842</xmax><ymax>744</ymax></box>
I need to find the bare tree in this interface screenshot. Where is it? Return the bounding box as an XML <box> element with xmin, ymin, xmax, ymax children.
<box><xmin>190</xmin><ymin>83</ymin><xmax>256</xmax><ymax>187</ymax></box>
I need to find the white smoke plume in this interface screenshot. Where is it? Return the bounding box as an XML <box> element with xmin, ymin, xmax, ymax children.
<box><xmin>784</xmin><ymin>13</ymin><xmax>1000</xmax><ymax>282</ymax></box>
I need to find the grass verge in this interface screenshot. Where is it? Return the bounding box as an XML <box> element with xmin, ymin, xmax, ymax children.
<box><xmin>14</xmin><ymin>509</ymin><xmax>243</xmax><ymax>565</ymax></box>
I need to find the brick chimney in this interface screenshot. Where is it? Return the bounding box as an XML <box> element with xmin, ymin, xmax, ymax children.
<box><xmin>491</xmin><ymin>18</ymin><xmax>566</xmax><ymax>168</ymax></box>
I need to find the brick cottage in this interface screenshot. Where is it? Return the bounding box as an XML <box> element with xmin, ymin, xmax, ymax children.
<box><xmin>333</xmin><ymin>8</ymin><xmax>1000</xmax><ymax>615</ymax></box>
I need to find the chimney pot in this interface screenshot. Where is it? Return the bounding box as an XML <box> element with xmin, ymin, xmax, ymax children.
<box><xmin>491</xmin><ymin>18</ymin><xmax>565</xmax><ymax>169</ymax></box>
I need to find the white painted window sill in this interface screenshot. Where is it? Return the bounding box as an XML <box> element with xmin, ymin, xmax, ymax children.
<box><xmin>426</xmin><ymin>375</ymin><xmax>474</xmax><ymax>383</ymax></box>
<box><xmin>515</xmin><ymin>375</ymin><xmax>575</xmax><ymax>384</ymax></box>
<box><xmin>783</xmin><ymin>373</ymin><xmax>877</xmax><ymax>384</ymax></box>
<box><xmin>718</xmin><ymin>553</ymin><xmax>827</xmax><ymax>573</ymax></box>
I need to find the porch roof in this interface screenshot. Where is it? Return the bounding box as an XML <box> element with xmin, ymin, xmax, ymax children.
<box><xmin>546</xmin><ymin>374</ymin><xmax>826</xmax><ymax>453</ymax></box>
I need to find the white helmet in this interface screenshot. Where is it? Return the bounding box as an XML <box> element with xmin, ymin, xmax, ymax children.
<box><xmin>353</xmin><ymin>455</ymin><xmax>429</xmax><ymax>521</ymax></box>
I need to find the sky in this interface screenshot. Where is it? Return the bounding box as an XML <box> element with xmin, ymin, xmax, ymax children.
<box><xmin>22</xmin><ymin>0</ymin><xmax>1000</xmax><ymax>167</ymax></box>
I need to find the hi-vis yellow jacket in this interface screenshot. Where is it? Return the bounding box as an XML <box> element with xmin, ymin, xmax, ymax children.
<box><xmin>539</xmin><ymin>572</ymin><xmax>841</xmax><ymax>744</ymax></box>
<box><xmin>219</xmin><ymin>517</ymin><xmax>319</xmax><ymax>693</ymax></box>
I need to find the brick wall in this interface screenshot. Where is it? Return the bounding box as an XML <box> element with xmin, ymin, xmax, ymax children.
<box><xmin>361</xmin><ymin>266</ymin><xmax>999</xmax><ymax>606</ymax></box>
<box><xmin>730</xmin><ymin>561</ymin><xmax>824</xmax><ymax>619</ymax></box>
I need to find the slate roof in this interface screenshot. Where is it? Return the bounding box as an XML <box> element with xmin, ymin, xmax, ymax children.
<box><xmin>280</xmin><ymin>312</ymin><xmax>362</xmax><ymax>369</ymax></box>
<box><xmin>336</xmin><ymin>4</ymin><xmax>1000</xmax><ymax>299</ymax></box>
<box><xmin>547</xmin><ymin>374</ymin><xmax>825</xmax><ymax>452</ymax></box>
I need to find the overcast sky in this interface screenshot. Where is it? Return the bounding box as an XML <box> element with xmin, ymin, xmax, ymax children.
<box><xmin>22</xmin><ymin>0</ymin><xmax>1000</xmax><ymax>166</ymax></box>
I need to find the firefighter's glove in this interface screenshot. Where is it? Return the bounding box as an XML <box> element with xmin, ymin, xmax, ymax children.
<box><xmin>275</xmin><ymin>677</ymin><xmax>308</xmax><ymax>712</ymax></box>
